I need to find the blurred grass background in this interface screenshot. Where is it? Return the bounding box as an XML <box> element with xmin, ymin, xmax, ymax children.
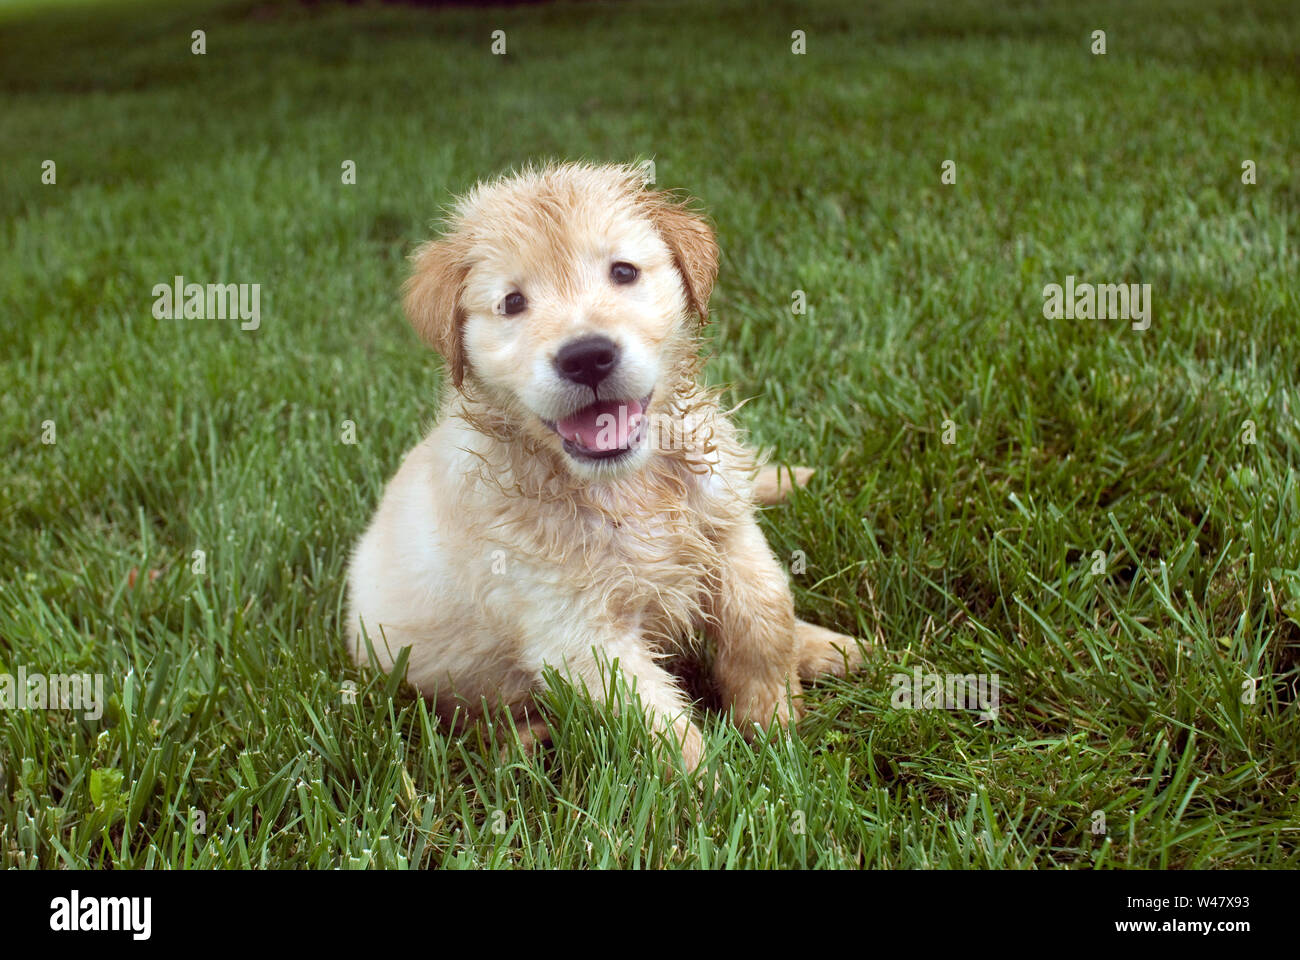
<box><xmin>1</xmin><ymin>0</ymin><xmax>1297</xmax><ymax>867</ymax></box>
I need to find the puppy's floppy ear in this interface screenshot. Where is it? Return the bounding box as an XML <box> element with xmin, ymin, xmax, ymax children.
<box><xmin>403</xmin><ymin>238</ymin><xmax>469</xmax><ymax>388</ymax></box>
<box><xmin>644</xmin><ymin>195</ymin><xmax>719</xmax><ymax>324</ymax></box>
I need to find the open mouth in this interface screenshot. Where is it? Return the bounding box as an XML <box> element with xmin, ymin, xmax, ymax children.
<box><xmin>543</xmin><ymin>392</ymin><xmax>652</xmax><ymax>462</ymax></box>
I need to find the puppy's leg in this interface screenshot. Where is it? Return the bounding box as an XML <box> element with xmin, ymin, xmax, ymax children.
<box><xmin>706</xmin><ymin>518</ymin><xmax>803</xmax><ymax>737</ymax></box>
<box><xmin>795</xmin><ymin>619</ymin><xmax>866</xmax><ymax>682</ymax></box>
<box><xmin>554</xmin><ymin>636</ymin><xmax>705</xmax><ymax>773</ymax></box>
<box><xmin>495</xmin><ymin>704</ymin><xmax>554</xmax><ymax>762</ymax></box>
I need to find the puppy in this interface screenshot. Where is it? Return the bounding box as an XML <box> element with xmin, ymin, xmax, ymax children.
<box><xmin>346</xmin><ymin>162</ymin><xmax>863</xmax><ymax>771</ymax></box>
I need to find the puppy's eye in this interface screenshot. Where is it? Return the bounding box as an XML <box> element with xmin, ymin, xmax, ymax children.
<box><xmin>610</xmin><ymin>262</ymin><xmax>639</xmax><ymax>285</ymax></box>
<box><xmin>502</xmin><ymin>292</ymin><xmax>527</xmax><ymax>315</ymax></box>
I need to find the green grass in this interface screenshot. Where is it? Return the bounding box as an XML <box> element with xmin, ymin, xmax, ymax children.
<box><xmin>2</xmin><ymin>0</ymin><xmax>1298</xmax><ymax>869</ymax></box>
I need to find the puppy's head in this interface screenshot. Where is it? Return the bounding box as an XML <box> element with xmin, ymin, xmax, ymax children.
<box><xmin>404</xmin><ymin>162</ymin><xmax>717</xmax><ymax>480</ymax></box>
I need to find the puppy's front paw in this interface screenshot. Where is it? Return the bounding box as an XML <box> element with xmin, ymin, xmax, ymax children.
<box><xmin>727</xmin><ymin>676</ymin><xmax>805</xmax><ymax>741</ymax></box>
<box><xmin>656</xmin><ymin>718</ymin><xmax>706</xmax><ymax>778</ymax></box>
<box><xmin>795</xmin><ymin>620</ymin><xmax>866</xmax><ymax>682</ymax></box>
<box><xmin>497</xmin><ymin>715</ymin><xmax>553</xmax><ymax>763</ymax></box>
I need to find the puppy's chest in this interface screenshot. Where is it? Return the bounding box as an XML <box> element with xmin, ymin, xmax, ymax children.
<box><xmin>574</xmin><ymin>501</ymin><xmax>714</xmax><ymax>631</ymax></box>
<box><xmin>504</xmin><ymin>483</ymin><xmax>718</xmax><ymax>620</ymax></box>
<box><xmin>594</xmin><ymin>503</ymin><xmax>706</xmax><ymax>569</ymax></box>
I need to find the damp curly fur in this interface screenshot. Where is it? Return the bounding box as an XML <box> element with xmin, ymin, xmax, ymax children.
<box><xmin>345</xmin><ymin>162</ymin><xmax>864</xmax><ymax>771</ymax></box>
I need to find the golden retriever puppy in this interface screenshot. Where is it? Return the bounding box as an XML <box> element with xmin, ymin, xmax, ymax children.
<box><xmin>346</xmin><ymin>162</ymin><xmax>863</xmax><ymax>771</ymax></box>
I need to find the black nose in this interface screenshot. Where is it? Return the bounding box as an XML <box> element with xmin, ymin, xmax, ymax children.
<box><xmin>554</xmin><ymin>335</ymin><xmax>620</xmax><ymax>389</ymax></box>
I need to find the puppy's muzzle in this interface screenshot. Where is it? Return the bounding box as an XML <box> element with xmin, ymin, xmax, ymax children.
<box><xmin>554</xmin><ymin>335</ymin><xmax>620</xmax><ymax>391</ymax></box>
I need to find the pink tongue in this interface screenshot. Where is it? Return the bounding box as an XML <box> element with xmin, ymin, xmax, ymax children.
<box><xmin>556</xmin><ymin>398</ymin><xmax>644</xmax><ymax>451</ymax></box>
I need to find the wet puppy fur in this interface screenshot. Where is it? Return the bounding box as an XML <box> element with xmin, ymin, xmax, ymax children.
<box><xmin>347</xmin><ymin>162</ymin><xmax>864</xmax><ymax>772</ymax></box>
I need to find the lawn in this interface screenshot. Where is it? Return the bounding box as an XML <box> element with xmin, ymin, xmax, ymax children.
<box><xmin>1</xmin><ymin>0</ymin><xmax>1297</xmax><ymax>869</ymax></box>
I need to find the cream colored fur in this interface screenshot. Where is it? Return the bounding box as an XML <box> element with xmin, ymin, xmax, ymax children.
<box><xmin>346</xmin><ymin>162</ymin><xmax>863</xmax><ymax>772</ymax></box>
